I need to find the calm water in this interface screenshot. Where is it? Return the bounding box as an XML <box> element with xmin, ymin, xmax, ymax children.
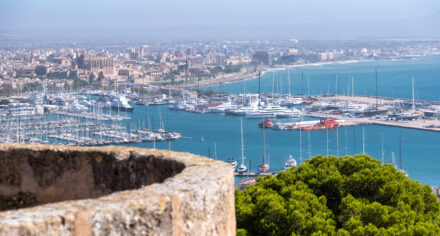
<box><xmin>204</xmin><ymin>54</ymin><xmax>440</xmax><ymax>101</ymax></box>
<box><xmin>121</xmin><ymin>55</ymin><xmax>440</xmax><ymax>186</ymax></box>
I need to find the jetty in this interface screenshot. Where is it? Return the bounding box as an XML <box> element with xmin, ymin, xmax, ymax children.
<box><xmin>234</xmin><ymin>172</ymin><xmax>274</xmax><ymax>177</ymax></box>
<box><xmin>308</xmin><ymin>111</ymin><xmax>440</xmax><ymax>132</ymax></box>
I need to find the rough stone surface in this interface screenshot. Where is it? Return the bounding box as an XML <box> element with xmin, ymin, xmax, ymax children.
<box><xmin>0</xmin><ymin>144</ymin><xmax>235</xmax><ymax>235</ymax></box>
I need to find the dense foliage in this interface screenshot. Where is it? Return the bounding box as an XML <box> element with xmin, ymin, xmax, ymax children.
<box><xmin>34</xmin><ymin>65</ymin><xmax>47</xmax><ymax>76</ymax></box>
<box><xmin>236</xmin><ymin>155</ymin><xmax>440</xmax><ymax>235</ymax></box>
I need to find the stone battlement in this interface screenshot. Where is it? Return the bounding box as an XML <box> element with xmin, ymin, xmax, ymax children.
<box><xmin>0</xmin><ymin>144</ymin><xmax>235</xmax><ymax>235</ymax></box>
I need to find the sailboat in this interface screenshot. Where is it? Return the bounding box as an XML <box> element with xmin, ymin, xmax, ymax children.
<box><xmin>398</xmin><ymin>136</ymin><xmax>408</xmax><ymax>176</ymax></box>
<box><xmin>389</xmin><ymin>136</ymin><xmax>408</xmax><ymax>177</ymax></box>
<box><xmin>156</xmin><ymin>111</ymin><xmax>165</xmax><ymax>133</ymax></box>
<box><xmin>259</xmin><ymin>122</ymin><xmax>270</xmax><ymax>173</ymax></box>
<box><xmin>391</xmin><ymin>151</ymin><xmax>408</xmax><ymax>177</ymax></box>
<box><xmin>237</xmin><ymin>118</ymin><xmax>248</xmax><ymax>173</ymax></box>
<box><xmin>285</xmin><ymin>115</ymin><xmax>301</xmax><ymax>170</ymax></box>
<box><xmin>398</xmin><ymin>77</ymin><xmax>421</xmax><ymax>120</ymax></box>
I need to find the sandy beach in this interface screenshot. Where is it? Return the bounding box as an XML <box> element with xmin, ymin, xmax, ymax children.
<box><xmin>181</xmin><ymin>59</ymin><xmax>365</xmax><ymax>89</ymax></box>
<box><xmin>179</xmin><ymin>53</ymin><xmax>433</xmax><ymax>89</ymax></box>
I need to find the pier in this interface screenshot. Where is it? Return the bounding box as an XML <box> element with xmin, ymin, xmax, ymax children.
<box><xmin>234</xmin><ymin>172</ymin><xmax>274</xmax><ymax>177</ymax></box>
<box><xmin>307</xmin><ymin>111</ymin><xmax>440</xmax><ymax>132</ymax></box>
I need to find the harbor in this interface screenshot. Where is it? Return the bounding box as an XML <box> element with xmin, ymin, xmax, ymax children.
<box><xmin>0</xmin><ymin>55</ymin><xmax>439</xmax><ymax>185</ymax></box>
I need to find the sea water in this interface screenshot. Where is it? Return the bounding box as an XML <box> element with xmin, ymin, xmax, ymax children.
<box><xmin>204</xmin><ymin>54</ymin><xmax>440</xmax><ymax>101</ymax></box>
<box><xmin>123</xmin><ymin>55</ymin><xmax>440</xmax><ymax>186</ymax></box>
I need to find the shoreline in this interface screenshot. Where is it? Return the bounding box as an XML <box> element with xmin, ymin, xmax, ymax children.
<box><xmin>188</xmin><ymin>59</ymin><xmax>368</xmax><ymax>89</ymax></box>
<box><xmin>183</xmin><ymin>53</ymin><xmax>438</xmax><ymax>89</ymax></box>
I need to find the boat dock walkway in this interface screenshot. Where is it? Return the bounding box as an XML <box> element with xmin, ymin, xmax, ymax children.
<box><xmin>234</xmin><ymin>172</ymin><xmax>274</xmax><ymax>177</ymax></box>
<box><xmin>307</xmin><ymin>112</ymin><xmax>440</xmax><ymax>132</ymax></box>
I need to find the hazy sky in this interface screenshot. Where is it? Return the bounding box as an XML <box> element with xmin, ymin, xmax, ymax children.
<box><xmin>1</xmin><ymin>0</ymin><xmax>439</xmax><ymax>30</ymax></box>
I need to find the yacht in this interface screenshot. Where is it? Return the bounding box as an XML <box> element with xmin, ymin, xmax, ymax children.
<box><xmin>111</xmin><ymin>96</ymin><xmax>134</xmax><ymax>112</ymax></box>
<box><xmin>227</xmin><ymin>157</ymin><xmax>237</xmax><ymax>171</ymax></box>
<box><xmin>209</xmin><ymin>102</ymin><xmax>235</xmax><ymax>113</ymax></box>
<box><xmin>280</xmin><ymin>97</ymin><xmax>303</xmax><ymax>107</ymax></box>
<box><xmin>237</xmin><ymin>164</ymin><xmax>248</xmax><ymax>173</ymax></box>
<box><xmin>245</xmin><ymin>110</ymin><xmax>276</xmax><ymax>119</ymax></box>
<box><xmin>284</xmin><ymin>155</ymin><xmax>297</xmax><ymax>170</ymax></box>
<box><xmin>272</xmin><ymin>123</ymin><xmax>288</xmax><ymax>130</ymax></box>
<box><xmin>258</xmin><ymin>163</ymin><xmax>270</xmax><ymax>173</ymax></box>
<box><xmin>398</xmin><ymin>112</ymin><xmax>422</xmax><ymax>120</ymax></box>
<box><xmin>276</xmin><ymin>108</ymin><xmax>302</xmax><ymax>118</ymax></box>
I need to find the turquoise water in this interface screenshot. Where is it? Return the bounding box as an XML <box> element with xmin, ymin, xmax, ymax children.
<box><xmin>205</xmin><ymin>54</ymin><xmax>440</xmax><ymax>101</ymax></box>
<box><xmin>120</xmin><ymin>104</ymin><xmax>440</xmax><ymax>186</ymax></box>
<box><xmin>120</xmin><ymin>55</ymin><xmax>440</xmax><ymax>186</ymax></box>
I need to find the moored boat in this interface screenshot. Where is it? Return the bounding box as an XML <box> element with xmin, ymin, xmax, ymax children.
<box><xmin>259</xmin><ymin>118</ymin><xmax>274</xmax><ymax>128</ymax></box>
<box><xmin>284</xmin><ymin>155</ymin><xmax>297</xmax><ymax>170</ymax></box>
<box><xmin>227</xmin><ymin>157</ymin><xmax>238</xmax><ymax>171</ymax></box>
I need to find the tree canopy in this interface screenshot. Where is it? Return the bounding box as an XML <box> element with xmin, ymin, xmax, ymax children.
<box><xmin>236</xmin><ymin>155</ymin><xmax>440</xmax><ymax>235</ymax></box>
<box><xmin>97</xmin><ymin>71</ymin><xmax>105</xmax><ymax>81</ymax></box>
<box><xmin>34</xmin><ymin>65</ymin><xmax>47</xmax><ymax>76</ymax></box>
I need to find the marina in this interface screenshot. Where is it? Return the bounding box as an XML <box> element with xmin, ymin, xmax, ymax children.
<box><xmin>0</xmin><ymin>55</ymin><xmax>439</xmax><ymax>185</ymax></box>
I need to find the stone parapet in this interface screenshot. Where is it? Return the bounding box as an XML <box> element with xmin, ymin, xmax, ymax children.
<box><xmin>0</xmin><ymin>144</ymin><xmax>235</xmax><ymax>235</ymax></box>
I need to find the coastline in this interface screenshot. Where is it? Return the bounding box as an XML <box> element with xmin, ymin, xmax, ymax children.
<box><xmin>187</xmin><ymin>59</ymin><xmax>365</xmax><ymax>89</ymax></box>
<box><xmin>183</xmin><ymin>53</ymin><xmax>438</xmax><ymax>89</ymax></box>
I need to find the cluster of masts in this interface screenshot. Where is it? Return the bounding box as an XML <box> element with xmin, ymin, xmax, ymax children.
<box><xmin>222</xmin><ymin>118</ymin><xmax>406</xmax><ymax>176</ymax></box>
<box><xmin>222</xmin><ymin>117</ymin><xmax>298</xmax><ymax>175</ymax></box>
<box><xmin>0</xmin><ymin>92</ymin><xmax>183</xmax><ymax>146</ymax></box>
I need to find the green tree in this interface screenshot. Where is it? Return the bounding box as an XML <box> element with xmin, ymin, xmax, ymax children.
<box><xmin>236</xmin><ymin>155</ymin><xmax>440</xmax><ymax>235</ymax></box>
<box><xmin>0</xmin><ymin>99</ymin><xmax>10</xmax><ymax>105</ymax></box>
<box><xmin>89</xmin><ymin>73</ymin><xmax>95</xmax><ymax>84</ymax></box>
<box><xmin>35</xmin><ymin>65</ymin><xmax>47</xmax><ymax>76</ymax></box>
<box><xmin>97</xmin><ymin>71</ymin><xmax>105</xmax><ymax>82</ymax></box>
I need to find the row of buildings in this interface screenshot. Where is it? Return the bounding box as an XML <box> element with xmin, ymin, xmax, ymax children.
<box><xmin>0</xmin><ymin>39</ymin><xmax>439</xmax><ymax>91</ymax></box>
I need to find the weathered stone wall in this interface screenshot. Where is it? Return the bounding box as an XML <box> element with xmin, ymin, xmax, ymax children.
<box><xmin>0</xmin><ymin>144</ymin><xmax>235</xmax><ymax>236</ymax></box>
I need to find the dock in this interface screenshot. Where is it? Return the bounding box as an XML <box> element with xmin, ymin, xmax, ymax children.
<box><xmin>307</xmin><ymin>111</ymin><xmax>440</xmax><ymax>132</ymax></box>
<box><xmin>234</xmin><ymin>172</ymin><xmax>274</xmax><ymax>177</ymax></box>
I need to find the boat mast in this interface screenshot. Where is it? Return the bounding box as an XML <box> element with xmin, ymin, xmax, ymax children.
<box><xmin>287</xmin><ymin>68</ymin><xmax>291</xmax><ymax>96</ymax></box>
<box><xmin>391</xmin><ymin>152</ymin><xmax>396</xmax><ymax>167</ymax></box>
<box><xmin>375</xmin><ymin>68</ymin><xmax>378</xmax><ymax>110</ymax></box>
<box><xmin>307</xmin><ymin>130</ymin><xmax>311</xmax><ymax>158</ymax></box>
<box><xmin>301</xmin><ymin>71</ymin><xmax>304</xmax><ymax>97</ymax></box>
<box><xmin>244</xmin><ymin>79</ymin><xmax>246</xmax><ymax>103</ymax></box>
<box><xmin>280</xmin><ymin>72</ymin><xmax>283</xmax><ymax>95</ymax></box>
<box><xmin>326</xmin><ymin>126</ymin><xmax>329</xmax><ymax>156</ymax></box>
<box><xmin>262</xmin><ymin>123</ymin><xmax>266</xmax><ymax>164</ymax></box>
<box><xmin>335</xmin><ymin>72</ymin><xmax>338</xmax><ymax>103</ymax></box>
<box><xmin>351</xmin><ymin>76</ymin><xmax>354</xmax><ymax>97</ymax></box>
<box><xmin>307</xmin><ymin>74</ymin><xmax>310</xmax><ymax>96</ymax></box>
<box><xmin>353</xmin><ymin>128</ymin><xmax>356</xmax><ymax>153</ymax></box>
<box><xmin>362</xmin><ymin>127</ymin><xmax>365</xmax><ymax>154</ymax></box>
<box><xmin>272</xmin><ymin>71</ymin><xmax>275</xmax><ymax>105</ymax></box>
<box><xmin>345</xmin><ymin>127</ymin><xmax>348</xmax><ymax>155</ymax></box>
<box><xmin>299</xmin><ymin>119</ymin><xmax>303</xmax><ymax>163</ymax></box>
<box><xmin>240</xmin><ymin>118</ymin><xmax>245</xmax><ymax>167</ymax></box>
<box><xmin>242</xmin><ymin>80</ymin><xmax>245</xmax><ymax>106</ymax></box>
<box><xmin>412</xmin><ymin>77</ymin><xmax>415</xmax><ymax>112</ymax></box>
<box><xmin>336</xmin><ymin>126</ymin><xmax>339</xmax><ymax>156</ymax></box>
<box><xmin>214</xmin><ymin>142</ymin><xmax>217</xmax><ymax>160</ymax></box>
<box><xmin>399</xmin><ymin>135</ymin><xmax>403</xmax><ymax>169</ymax></box>
<box><xmin>258</xmin><ymin>71</ymin><xmax>261</xmax><ymax>109</ymax></box>
<box><xmin>381</xmin><ymin>134</ymin><xmax>385</xmax><ymax>164</ymax></box>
